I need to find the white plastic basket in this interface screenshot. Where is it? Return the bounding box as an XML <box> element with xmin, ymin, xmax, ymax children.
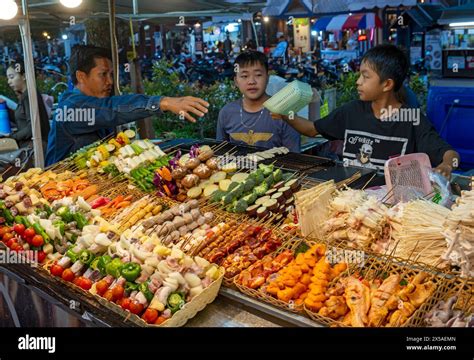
<box><xmin>263</xmin><ymin>80</ymin><xmax>313</xmax><ymax>116</ymax></box>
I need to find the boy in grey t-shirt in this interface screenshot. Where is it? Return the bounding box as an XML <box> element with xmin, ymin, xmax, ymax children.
<box><xmin>216</xmin><ymin>51</ymin><xmax>301</xmax><ymax>153</ymax></box>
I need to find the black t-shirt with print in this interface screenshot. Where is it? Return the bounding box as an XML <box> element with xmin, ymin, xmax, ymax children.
<box><xmin>313</xmin><ymin>100</ymin><xmax>453</xmax><ymax>170</ymax></box>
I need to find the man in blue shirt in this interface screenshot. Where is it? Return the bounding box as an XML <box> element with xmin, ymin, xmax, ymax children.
<box><xmin>46</xmin><ymin>45</ymin><xmax>209</xmax><ymax>165</ymax></box>
<box><xmin>216</xmin><ymin>51</ymin><xmax>301</xmax><ymax>153</ymax></box>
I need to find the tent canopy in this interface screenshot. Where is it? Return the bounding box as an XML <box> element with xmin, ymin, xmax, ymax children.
<box><xmin>312</xmin><ymin>16</ymin><xmax>333</xmax><ymax>31</ymax></box>
<box><xmin>342</xmin><ymin>13</ymin><xmax>365</xmax><ymax>30</ymax></box>
<box><xmin>1</xmin><ymin>0</ymin><xmax>266</xmax><ymax>33</ymax></box>
<box><xmin>312</xmin><ymin>0</ymin><xmax>350</xmax><ymax>15</ymax></box>
<box><xmin>313</xmin><ymin>12</ymin><xmax>382</xmax><ymax>31</ymax></box>
<box><xmin>351</xmin><ymin>13</ymin><xmax>382</xmax><ymax>29</ymax></box>
<box><xmin>404</xmin><ymin>4</ymin><xmax>444</xmax><ymax>29</ymax></box>
<box><xmin>438</xmin><ymin>3</ymin><xmax>474</xmax><ymax>25</ymax></box>
<box><xmin>326</xmin><ymin>14</ymin><xmax>349</xmax><ymax>31</ymax></box>
<box><xmin>26</xmin><ymin>0</ymin><xmax>265</xmax><ymax>16</ymax></box>
<box><xmin>349</xmin><ymin>0</ymin><xmax>416</xmax><ymax>12</ymax></box>
<box><xmin>262</xmin><ymin>0</ymin><xmax>291</xmax><ymax>16</ymax></box>
<box><xmin>263</xmin><ymin>0</ymin><xmax>350</xmax><ymax>17</ymax></box>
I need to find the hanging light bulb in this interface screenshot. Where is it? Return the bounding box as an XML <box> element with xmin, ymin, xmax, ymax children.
<box><xmin>60</xmin><ymin>0</ymin><xmax>83</xmax><ymax>8</ymax></box>
<box><xmin>0</xmin><ymin>0</ymin><xmax>18</xmax><ymax>21</ymax></box>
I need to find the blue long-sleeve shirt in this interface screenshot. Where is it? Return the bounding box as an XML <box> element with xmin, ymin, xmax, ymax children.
<box><xmin>45</xmin><ymin>88</ymin><xmax>162</xmax><ymax>166</ymax></box>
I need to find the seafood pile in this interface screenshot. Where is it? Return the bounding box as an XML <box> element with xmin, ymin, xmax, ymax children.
<box><xmin>442</xmin><ymin>190</ymin><xmax>474</xmax><ymax>277</ymax></box>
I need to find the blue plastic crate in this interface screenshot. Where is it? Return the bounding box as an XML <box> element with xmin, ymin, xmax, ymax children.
<box><xmin>427</xmin><ymin>82</ymin><xmax>474</xmax><ymax>169</ymax></box>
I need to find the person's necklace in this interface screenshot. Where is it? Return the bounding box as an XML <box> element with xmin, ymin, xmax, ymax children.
<box><xmin>240</xmin><ymin>99</ymin><xmax>265</xmax><ymax>130</ymax></box>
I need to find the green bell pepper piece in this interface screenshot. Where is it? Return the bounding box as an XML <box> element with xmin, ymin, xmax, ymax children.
<box><xmin>75</xmin><ymin>157</ymin><xmax>88</xmax><ymax>169</ymax></box>
<box><xmin>3</xmin><ymin>208</ymin><xmax>14</xmax><ymax>224</ymax></box>
<box><xmin>105</xmin><ymin>258</ymin><xmax>123</xmax><ymax>278</ymax></box>
<box><xmin>44</xmin><ymin>205</ymin><xmax>53</xmax><ymax>217</ymax></box>
<box><xmin>53</xmin><ymin>221</ymin><xmax>66</xmax><ymax>236</ymax></box>
<box><xmin>57</xmin><ymin>206</ymin><xmax>73</xmax><ymax>222</ymax></box>
<box><xmin>167</xmin><ymin>292</ymin><xmax>185</xmax><ymax>314</ymax></box>
<box><xmin>125</xmin><ymin>281</ymin><xmax>139</xmax><ymax>293</ymax></box>
<box><xmin>138</xmin><ymin>281</ymin><xmax>154</xmax><ymax>302</ymax></box>
<box><xmin>120</xmin><ymin>262</ymin><xmax>142</xmax><ymax>282</ymax></box>
<box><xmin>73</xmin><ymin>212</ymin><xmax>88</xmax><ymax>230</ymax></box>
<box><xmin>23</xmin><ymin>217</ymin><xmax>32</xmax><ymax>228</ymax></box>
<box><xmin>15</xmin><ymin>215</ymin><xmax>32</xmax><ymax>228</ymax></box>
<box><xmin>90</xmin><ymin>257</ymin><xmax>100</xmax><ymax>271</ymax></box>
<box><xmin>97</xmin><ymin>255</ymin><xmax>112</xmax><ymax>275</ymax></box>
<box><xmin>66</xmin><ymin>248</ymin><xmax>79</xmax><ymax>262</ymax></box>
<box><xmin>79</xmin><ymin>249</ymin><xmax>95</xmax><ymax>266</ymax></box>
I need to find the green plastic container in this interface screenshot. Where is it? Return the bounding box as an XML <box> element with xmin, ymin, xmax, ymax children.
<box><xmin>263</xmin><ymin>80</ymin><xmax>313</xmax><ymax>116</ymax></box>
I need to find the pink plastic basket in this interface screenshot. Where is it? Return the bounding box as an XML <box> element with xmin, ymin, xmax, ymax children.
<box><xmin>384</xmin><ymin>153</ymin><xmax>433</xmax><ymax>204</ymax></box>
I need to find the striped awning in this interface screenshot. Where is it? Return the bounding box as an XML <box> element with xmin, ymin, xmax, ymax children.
<box><xmin>313</xmin><ymin>12</ymin><xmax>383</xmax><ymax>31</ymax></box>
<box><xmin>343</xmin><ymin>13</ymin><xmax>382</xmax><ymax>30</ymax></box>
<box><xmin>312</xmin><ymin>16</ymin><xmax>333</xmax><ymax>31</ymax></box>
<box><xmin>326</xmin><ymin>15</ymin><xmax>349</xmax><ymax>31</ymax></box>
<box><xmin>342</xmin><ymin>13</ymin><xmax>365</xmax><ymax>30</ymax></box>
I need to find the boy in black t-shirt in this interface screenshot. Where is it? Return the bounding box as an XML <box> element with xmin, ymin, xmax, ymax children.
<box><xmin>280</xmin><ymin>44</ymin><xmax>459</xmax><ymax>178</ymax></box>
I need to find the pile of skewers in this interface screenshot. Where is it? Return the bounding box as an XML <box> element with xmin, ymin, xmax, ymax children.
<box><xmin>295</xmin><ymin>180</ymin><xmax>336</xmax><ymax>239</ymax></box>
<box><xmin>425</xmin><ymin>295</ymin><xmax>473</xmax><ymax>327</ymax></box>
<box><xmin>311</xmin><ymin>263</ymin><xmax>438</xmax><ymax>327</ymax></box>
<box><xmin>264</xmin><ymin>243</ymin><xmax>347</xmax><ymax>311</ymax></box>
<box><xmin>195</xmin><ymin>216</ymin><xmax>286</xmax><ymax>280</ymax></box>
<box><xmin>442</xmin><ymin>189</ymin><xmax>474</xmax><ymax>277</ymax></box>
<box><xmin>381</xmin><ymin>200</ymin><xmax>451</xmax><ymax>267</ymax></box>
<box><xmin>321</xmin><ymin>189</ymin><xmax>388</xmax><ymax>250</ymax></box>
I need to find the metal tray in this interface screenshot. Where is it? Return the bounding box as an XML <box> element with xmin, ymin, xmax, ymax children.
<box><xmin>261</xmin><ymin>152</ymin><xmax>334</xmax><ymax>172</ymax></box>
<box><xmin>307</xmin><ymin>164</ymin><xmax>380</xmax><ymax>189</ymax></box>
<box><xmin>163</xmin><ymin>140</ymin><xmax>334</xmax><ymax>173</ymax></box>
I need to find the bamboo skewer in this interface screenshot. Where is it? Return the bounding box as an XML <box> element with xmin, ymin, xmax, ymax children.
<box><xmin>381</xmin><ymin>185</ymin><xmax>397</xmax><ymax>203</ymax></box>
<box><xmin>461</xmin><ymin>289</ymin><xmax>473</xmax><ymax>315</ymax></box>
<box><xmin>361</xmin><ymin>260</ymin><xmax>375</xmax><ymax>280</ymax></box>
<box><xmin>211</xmin><ymin>141</ymin><xmax>228</xmax><ymax>152</ymax></box>
<box><xmin>422</xmin><ymin>190</ymin><xmax>436</xmax><ymax>200</ymax></box>
<box><xmin>162</xmin><ymin>142</ymin><xmax>186</xmax><ymax>154</ymax></box>
<box><xmin>376</xmin><ymin>240</ymin><xmax>400</xmax><ymax>279</ymax></box>
<box><xmin>361</xmin><ymin>172</ymin><xmax>377</xmax><ymax>191</ymax></box>
<box><xmin>336</xmin><ymin>171</ymin><xmax>361</xmax><ymax>189</ymax></box>
<box><xmin>1</xmin><ymin>166</ymin><xmax>12</xmax><ymax>179</ymax></box>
